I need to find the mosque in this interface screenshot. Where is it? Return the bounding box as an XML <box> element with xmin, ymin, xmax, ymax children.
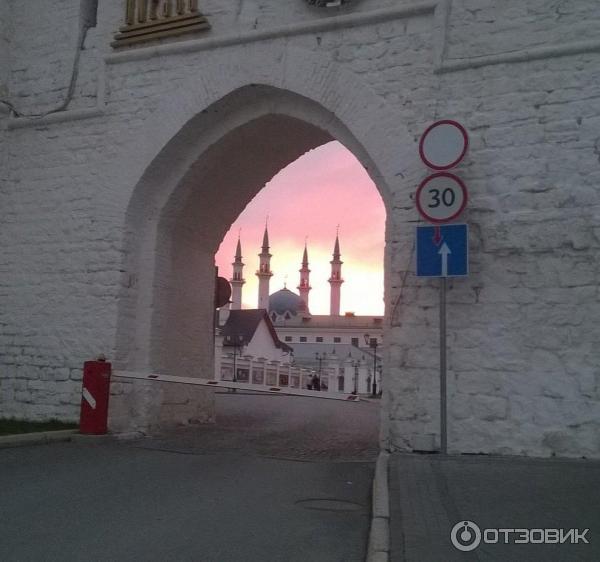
<box><xmin>220</xmin><ymin>226</ymin><xmax>383</xmax><ymax>383</ymax></box>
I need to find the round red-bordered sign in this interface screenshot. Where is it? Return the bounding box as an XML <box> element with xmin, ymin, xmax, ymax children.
<box><xmin>415</xmin><ymin>172</ymin><xmax>468</xmax><ymax>224</ymax></box>
<box><xmin>419</xmin><ymin>120</ymin><xmax>469</xmax><ymax>170</ymax></box>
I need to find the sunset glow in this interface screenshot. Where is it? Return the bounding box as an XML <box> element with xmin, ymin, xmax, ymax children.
<box><xmin>215</xmin><ymin>141</ymin><xmax>386</xmax><ymax>315</ymax></box>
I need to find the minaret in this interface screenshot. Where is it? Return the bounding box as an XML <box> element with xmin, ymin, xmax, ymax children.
<box><xmin>328</xmin><ymin>232</ymin><xmax>344</xmax><ymax>316</ymax></box>
<box><xmin>297</xmin><ymin>241</ymin><xmax>311</xmax><ymax>312</ymax></box>
<box><xmin>256</xmin><ymin>225</ymin><xmax>273</xmax><ymax>310</ymax></box>
<box><xmin>229</xmin><ymin>236</ymin><xmax>245</xmax><ymax>310</ymax></box>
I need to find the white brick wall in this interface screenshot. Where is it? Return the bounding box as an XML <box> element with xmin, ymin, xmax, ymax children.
<box><xmin>0</xmin><ymin>0</ymin><xmax>9</xmax><ymax>99</ymax></box>
<box><xmin>0</xmin><ymin>0</ymin><xmax>599</xmax><ymax>456</ymax></box>
<box><xmin>446</xmin><ymin>0</ymin><xmax>600</xmax><ymax>59</ymax></box>
<box><xmin>6</xmin><ymin>0</ymin><xmax>81</xmax><ymax>113</ymax></box>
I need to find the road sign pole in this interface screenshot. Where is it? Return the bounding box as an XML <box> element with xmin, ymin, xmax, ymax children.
<box><xmin>417</xmin><ymin>119</ymin><xmax>469</xmax><ymax>455</ymax></box>
<box><xmin>440</xmin><ymin>276</ymin><xmax>447</xmax><ymax>455</ymax></box>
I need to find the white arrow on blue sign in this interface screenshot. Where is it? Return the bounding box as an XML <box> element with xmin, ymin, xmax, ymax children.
<box><xmin>416</xmin><ymin>224</ymin><xmax>469</xmax><ymax>277</ymax></box>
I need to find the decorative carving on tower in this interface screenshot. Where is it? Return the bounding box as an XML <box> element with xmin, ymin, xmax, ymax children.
<box><xmin>112</xmin><ymin>1</ymin><xmax>210</xmax><ymax>49</ymax></box>
<box><xmin>256</xmin><ymin>225</ymin><xmax>273</xmax><ymax>310</ymax></box>
<box><xmin>229</xmin><ymin>236</ymin><xmax>245</xmax><ymax>310</ymax></box>
<box><xmin>297</xmin><ymin>242</ymin><xmax>312</xmax><ymax>313</ymax></box>
<box><xmin>328</xmin><ymin>232</ymin><xmax>344</xmax><ymax>316</ymax></box>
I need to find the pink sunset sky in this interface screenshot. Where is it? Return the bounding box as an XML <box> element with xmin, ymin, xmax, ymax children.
<box><xmin>215</xmin><ymin>141</ymin><xmax>386</xmax><ymax>315</ymax></box>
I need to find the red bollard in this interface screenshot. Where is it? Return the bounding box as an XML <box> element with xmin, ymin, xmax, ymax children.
<box><xmin>79</xmin><ymin>359</ymin><xmax>112</xmax><ymax>435</ymax></box>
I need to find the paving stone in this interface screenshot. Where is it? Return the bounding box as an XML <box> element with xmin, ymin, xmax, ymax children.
<box><xmin>390</xmin><ymin>453</ymin><xmax>600</xmax><ymax>561</ymax></box>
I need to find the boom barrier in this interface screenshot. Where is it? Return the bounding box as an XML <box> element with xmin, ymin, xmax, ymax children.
<box><xmin>114</xmin><ymin>370</ymin><xmax>361</xmax><ymax>402</ymax></box>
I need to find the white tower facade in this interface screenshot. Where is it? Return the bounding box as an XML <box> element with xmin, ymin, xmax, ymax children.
<box><xmin>297</xmin><ymin>243</ymin><xmax>311</xmax><ymax>312</ymax></box>
<box><xmin>328</xmin><ymin>234</ymin><xmax>344</xmax><ymax>316</ymax></box>
<box><xmin>229</xmin><ymin>237</ymin><xmax>245</xmax><ymax>310</ymax></box>
<box><xmin>256</xmin><ymin>226</ymin><xmax>273</xmax><ymax>310</ymax></box>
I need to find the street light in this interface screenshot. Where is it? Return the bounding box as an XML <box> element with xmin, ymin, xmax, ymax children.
<box><xmin>364</xmin><ymin>333</ymin><xmax>378</xmax><ymax>397</ymax></box>
<box><xmin>314</xmin><ymin>352</ymin><xmax>326</xmax><ymax>391</ymax></box>
<box><xmin>225</xmin><ymin>334</ymin><xmax>244</xmax><ymax>382</ymax></box>
<box><xmin>315</xmin><ymin>351</ymin><xmax>327</xmax><ymax>375</ymax></box>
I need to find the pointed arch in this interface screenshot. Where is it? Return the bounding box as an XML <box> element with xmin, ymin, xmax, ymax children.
<box><xmin>115</xmin><ymin>47</ymin><xmax>411</xmax><ymax>386</ymax></box>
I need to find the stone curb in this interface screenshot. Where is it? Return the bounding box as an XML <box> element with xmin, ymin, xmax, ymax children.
<box><xmin>0</xmin><ymin>429</ymin><xmax>79</xmax><ymax>449</ymax></box>
<box><xmin>366</xmin><ymin>451</ymin><xmax>390</xmax><ymax>562</ymax></box>
<box><xmin>70</xmin><ymin>432</ymin><xmax>120</xmax><ymax>443</ymax></box>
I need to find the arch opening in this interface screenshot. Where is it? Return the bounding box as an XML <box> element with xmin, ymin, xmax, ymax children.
<box><xmin>116</xmin><ymin>85</ymin><xmax>391</xmax><ymax>394</ymax></box>
<box><xmin>214</xmin><ymin>137</ymin><xmax>386</xmax><ymax>397</ymax></box>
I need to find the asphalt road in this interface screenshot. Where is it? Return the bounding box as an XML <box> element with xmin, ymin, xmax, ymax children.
<box><xmin>0</xmin><ymin>393</ymin><xmax>380</xmax><ymax>562</ymax></box>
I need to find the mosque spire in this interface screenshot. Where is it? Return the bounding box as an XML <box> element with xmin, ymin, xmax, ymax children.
<box><xmin>297</xmin><ymin>238</ymin><xmax>311</xmax><ymax>313</ymax></box>
<box><xmin>328</xmin><ymin>228</ymin><xmax>344</xmax><ymax>316</ymax></box>
<box><xmin>229</xmin><ymin>234</ymin><xmax>245</xmax><ymax>310</ymax></box>
<box><xmin>302</xmin><ymin>240</ymin><xmax>309</xmax><ymax>267</ymax></box>
<box><xmin>256</xmin><ymin>219</ymin><xmax>273</xmax><ymax>310</ymax></box>
<box><xmin>333</xmin><ymin>227</ymin><xmax>341</xmax><ymax>259</ymax></box>
<box><xmin>261</xmin><ymin>217</ymin><xmax>270</xmax><ymax>251</ymax></box>
<box><xmin>262</xmin><ymin>226</ymin><xmax>270</xmax><ymax>251</ymax></box>
<box><xmin>234</xmin><ymin>235</ymin><xmax>243</xmax><ymax>263</ymax></box>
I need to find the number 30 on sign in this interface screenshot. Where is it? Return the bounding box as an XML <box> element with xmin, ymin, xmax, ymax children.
<box><xmin>415</xmin><ymin>172</ymin><xmax>468</xmax><ymax>224</ymax></box>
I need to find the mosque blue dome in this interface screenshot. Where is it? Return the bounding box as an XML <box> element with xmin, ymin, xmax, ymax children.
<box><xmin>269</xmin><ymin>288</ymin><xmax>307</xmax><ymax>316</ymax></box>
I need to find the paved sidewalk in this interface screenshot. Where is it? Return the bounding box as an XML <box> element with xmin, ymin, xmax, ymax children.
<box><xmin>389</xmin><ymin>453</ymin><xmax>600</xmax><ymax>561</ymax></box>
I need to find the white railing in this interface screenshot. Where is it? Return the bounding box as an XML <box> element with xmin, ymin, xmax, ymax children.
<box><xmin>218</xmin><ymin>356</ymin><xmax>340</xmax><ymax>393</ymax></box>
<box><xmin>217</xmin><ymin>355</ymin><xmax>382</xmax><ymax>395</ymax></box>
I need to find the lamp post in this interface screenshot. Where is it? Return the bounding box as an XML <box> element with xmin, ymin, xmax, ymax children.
<box><xmin>314</xmin><ymin>352</ymin><xmax>326</xmax><ymax>391</ymax></box>
<box><xmin>225</xmin><ymin>334</ymin><xmax>244</xmax><ymax>382</ymax></box>
<box><xmin>352</xmin><ymin>360</ymin><xmax>359</xmax><ymax>395</ymax></box>
<box><xmin>364</xmin><ymin>333</ymin><xmax>378</xmax><ymax>397</ymax></box>
<box><xmin>315</xmin><ymin>352</ymin><xmax>326</xmax><ymax>375</ymax></box>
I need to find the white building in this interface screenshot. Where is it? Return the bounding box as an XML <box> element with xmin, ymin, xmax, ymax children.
<box><xmin>215</xmin><ymin>308</ymin><xmax>293</xmax><ymax>384</ymax></box>
<box><xmin>216</xmin><ymin>309</ymin><xmax>378</xmax><ymax>394</ymax></box>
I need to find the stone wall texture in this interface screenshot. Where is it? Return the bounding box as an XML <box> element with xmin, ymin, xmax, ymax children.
<box><xmin>0</xmin><ymin>0</ymin><xmax>599</xmax><ymax>456</ymax></box>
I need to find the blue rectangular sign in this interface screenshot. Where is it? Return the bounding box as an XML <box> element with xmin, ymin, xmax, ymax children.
<box><xmin>416</xmin><ymin>224</ymin><xmax>468</xmax><ymax>277</ymax></box>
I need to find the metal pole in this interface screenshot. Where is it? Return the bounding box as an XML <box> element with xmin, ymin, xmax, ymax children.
<box><xmin>440</xmin><ymin>277</ymin><xmax>447</xmax><ymax>455</ymax></box>
<box><xmin>227</xmin><ymin>340</ymin><xmax>237</xmax><ymax>393</ymax></box>
<box><xmin>233</xmin><ymin>343</ymin><xmax>237</xmax><ymax>383</ymax></box>
<box><xmin>372</xmin><ymin>346</ymin><xmax>377</xmax><ymax>396</ymax></box>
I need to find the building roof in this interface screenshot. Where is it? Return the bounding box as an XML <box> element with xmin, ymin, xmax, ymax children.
<box><xmin>269</xmin><ymin>288</ymin><xmax>306</xmax><ymax>316</ymax></box>
<box><xmin>273</xmin><ymin>313</ymin><xmax>383</xmax><ymax>329</ymax></box>
<box><xmin>221</xmin><ymin>309</ymin><xmax>292</xmax><ymax>352</ymax></box>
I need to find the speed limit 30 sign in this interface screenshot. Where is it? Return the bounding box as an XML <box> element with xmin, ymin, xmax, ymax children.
<box><xmin>415</xmin><ymin>172</ymin><xmax>468</xmax><ymax>224</ymax></box>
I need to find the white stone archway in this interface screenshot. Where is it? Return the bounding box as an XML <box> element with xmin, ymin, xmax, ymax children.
<box><xmin>114</xmin><ymin>80</ymin><xmax>408</xmax><ymax>417</ymax></box>
<box><xmin>107</xmin><ymin>44</ymin><xmax>416</xmax><ymax>440</ymax></box>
